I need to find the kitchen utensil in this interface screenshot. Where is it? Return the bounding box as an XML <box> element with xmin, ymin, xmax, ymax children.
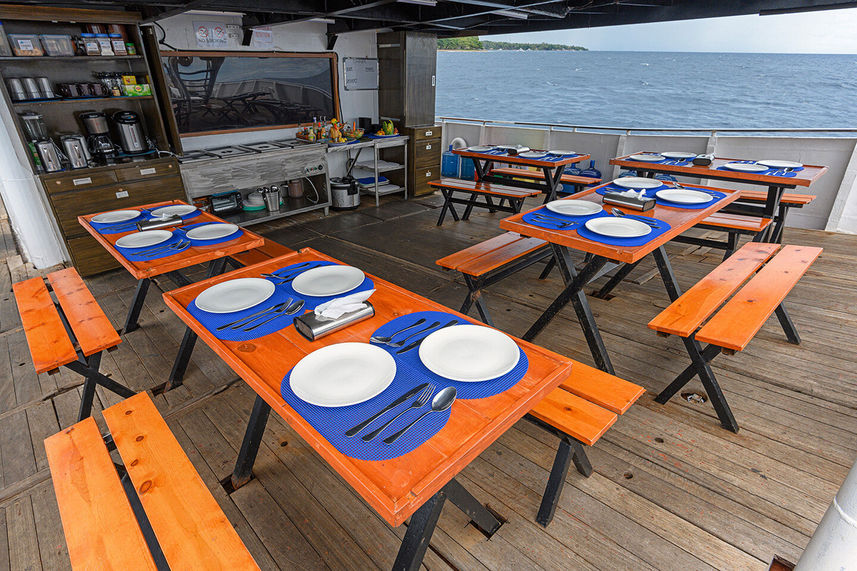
<box><xmin>397</xmin><ymin>319</ymin><xmax>459</xmax><ymax>354</ymax></box>
<box><xmin>388</xmin><ymin>321</ymin><xmax>440</xmax><ymax>349</ymax></box>
<box><xmin>288</xmin><ymin>179</ymin><xmax>304</xmax><ymax>199</ymax></box>
<box><xmin>185</xmin><ymin>223</ymin><xmax>240</xmax><ymax>241</ymax></box>
<box><xmin>216</xmin><ymin>301</ymin><xmax>289</xmax><ymax>331</ymax></box>
<box><xmin>291</xmin><ymin>265</ymin><xmax>365</xmax><ymax>297</ymax></box>
<box><xmin>112</xmin><ymin>111</ymin><xmax>145</xmax><ymax>154</ymax></box>
<box><xmin>241</xmin><ymin>298</ymin><xmax>304</xmax><ymax>331</ymax></box>
<box><xmin>263</xmin><ymin>186</ymin><xmax>280</xmax><ymax>212</ymax></box>
<box><xmin>585</xmin><ymin>216</ymin><xmax>651</xmax><ymax>238</ymax></box>
<box><xmin>19</xmin><ymin>112</ymin><xmax>48</xmax><ymax>141</ymax></box>
<box><xmin>345</xmin><ymin>382</ymin><xmax>431</xmax><ymax>437</ymax></box>
<box><xmin>361</xmin><ymin>384</ymin><xmax>435</xmax><ymax>441</ymax></box>
<box><xmin>194</xmin><ymin>278</ymin><xmax>276</xmax><ymax>314</ymax></box>
<box><xmin>115</xmin><ymin>229</ymin><xmax>173</xmax><ymax>249</ymax></box>
<box><xmin>382</xmin><ymin>387</ymin><xmax>457</xmax><ymax>445</ymax></box>
<box><xmin>611</xmin><ymin>208</ymin><xmax>661</xmax><ymax>227</ymax></box>
<box><xmin>330</xmin><ymin>177</ymin><xmax>360</xmax><ymax>210</ymax></box>
<box><xmin>418</xmin><ymin>324</ymin><xmax>519</xmax><ymax>381</ymax></box>
<box><xmin>261</xmin><ymin>262</ymin><xmax>313</xmax><ymax>279</ymax></box>
<box><xmin>531</xmin><ymin>214</ymin><xmax>578</xmax><ymax>228</ymax></box>
<box><xmin>654</xmin><ymin>188</ymin><xmax>712</xmax><ymax>204</ymax></box>
<box><xmin>81</xmin><ymin>111</ymin><xmax>115</xmax><ymax>160</ymax></box>
<box><xmin>35</xmin><ymin>140</ymin><xmax>62</xmax><ymax>172</ymax></box>
<box><xmin>545</xmin><ymin>200</ymin><xmax>602</xmax><ymax>216</ymax></box>
<box><xmin>612</xmin><ymin>177</ymin><xmax>663</xmax><ymax>189</ymax></box>
<box><xmin>289</xmin><ymin>343</ymin><xmax>397</xmax><ymax>407</ymax></box>
<box><xmin>133</xmin><ymin>240</ymin><xmax>189</xmax><ymax>257</ymax></box>
<box><xmin>370</xmin><ymin>317</ymin><xmax>428</xmax><ymax>344</ymax></box>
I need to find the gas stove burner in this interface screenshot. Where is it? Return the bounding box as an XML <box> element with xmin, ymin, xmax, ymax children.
<box><xmin>208</xmin><ymin>146</ymin><xmax>252</xmax><ymax>158</ymax></box>
<box><xmin>242</xmin><ymin>142</ymin><xmax>282</xmax><ymax>153</ymax></box>
<box><xmin>178</xmin><ymin>150</ymin><xmax>216</xmax><ymax>163</ymax></box>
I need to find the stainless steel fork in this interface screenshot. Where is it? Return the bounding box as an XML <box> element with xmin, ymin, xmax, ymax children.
<box><xmin>360</xmin><ymin>384</ymin><xmax>435</xmax><ymax>442</ymax></box>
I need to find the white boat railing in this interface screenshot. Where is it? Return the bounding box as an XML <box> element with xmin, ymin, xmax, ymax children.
<box><xmin>436</xmin><ymin>116</ymin><xmax>857</xmax><ymax>235</ymax></box>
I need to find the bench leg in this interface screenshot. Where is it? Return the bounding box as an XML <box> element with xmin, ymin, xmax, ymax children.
<box><xmin>231</xmin><ymin>395</ymin><xmax>272</xmax><ymax>490</ymax></box>
<box><xmin>536</xmin><ymin>437</ymin><xmax>592</xmax><ymax>527</ymax></box>
<box><xmin>462</xmin><ymin>192</ymin><xmax>480</xmax><ymax>220</ymax></box>
<box><xmin>65</xmin><ymin>357</ymin><xmax>136</xmax><ymax>417</ymax></box>
<box><xmin>722</xmin><ymin>231</ymin><xmax>739</xmax><ymax>261</ymax></box>
<box><xmin>118</xmin><ymin>471</ymin><xmax>171</xmax><ymax>571</ymax></box>
<box><xmin>167</xmin><ymin>328</ymin><xmax>197</xmax><ymax>390</ymax></box>
<box><xmin>592</xmin><ymin>260</ymin><xmax>640</xmax><ymax>299</ymax></box>
<box><xmin>655</xmin><ymin>343</ymin><xmax>722</xmax><ymax>404</ymax></box>
<box><xmin>462</xmin><ymin>275</ymin><xmax>493</xmax><ymax>326</ymax></box>
<box><xmin>123</xmin><ymin>278</ymin><xmax>151</xmax><ymax>333</ymax></box>
<box><xmin>77</xmin><ymin>352</ymin><xmax>102</xmax><ymax>421</ymax></box>
<box><xmin>683</xmin><ymin>337</ymin><xmax>739</xmax><ymax>432</ymax></box>
<box><xmin>775</xmin><ymin>303</ymin><xmax>801</xmax><ymax>344</ymax></box>
<box><xmin>436</xmin><ymin>189</ymin><xmax>459</xmax><ymax>226</ymax></box>
<box><xmin>538</xmin><ymin>257</ymin><xmax>555</xmax><ymax>280</ymax></box>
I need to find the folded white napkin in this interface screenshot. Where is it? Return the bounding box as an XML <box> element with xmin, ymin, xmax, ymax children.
<box><xmin>314</xmin><ymin>289</ymin><xmax>375</xmax><ymax>319</ymax></box>
<box><xmin>616</xmin><ymin>189</ymin><xmax>647</xmax><ymax>199</ymax></box>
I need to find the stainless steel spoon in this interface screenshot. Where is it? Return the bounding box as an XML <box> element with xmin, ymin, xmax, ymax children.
<box><xmin>611</xmin><ymin>208</ymin><xmax>660</xmax><ymax>228</ymax></box>
<box><xmin>383</xmin><ymin>386</ymin><xmax>457</xmax><ymax>445</ymax></box>
<box><xmin>388</xmin><ymin>321</ymin><xmax>440</xmax><ymax>348</ymax></box>
<box><xmin>370</xmin><ymin>317</ymin><xmax>427</xmax><ymax>344</ymax></box>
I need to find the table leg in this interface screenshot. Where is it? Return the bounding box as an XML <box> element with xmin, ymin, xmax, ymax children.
<box><xmin>392</xmin><ymin>478</ymin><xmax>500</xmax><ymax>571</ymax></box>
<box><xmin>522</xmin><ymin>245</ymin><xmax>614</xmax><ymax>373</ymax></box>
<box><xmin>592</xmin><ymin>260</ymin><xmax>640</xmax><ymax>299</ymax></box>
<box><xmin>541</xmin><ymin>165</ymin><xmax>565</xmax><ymax>203</ymax></box>
<box><xmin>231</xmin><ymin>395</ymin><xmax>272</xmax><ymax>490</ymax></box>
<box><xmin>123</xmin><ymin>278</ymin><xmax>150</xmax><ymax>333</ymax></box>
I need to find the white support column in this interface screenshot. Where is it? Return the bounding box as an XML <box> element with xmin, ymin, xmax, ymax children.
<box><xmin>795</xmin><ymin>456</ymin><xmax>857</xmax><ymax>569</ymax></box>
<box><xmin>824</xmin><ymin>140</ymin><xmax>857</xmax><ymax>234</ymax></box>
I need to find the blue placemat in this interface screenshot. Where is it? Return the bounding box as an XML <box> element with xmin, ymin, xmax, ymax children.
<box><xmin>717</xmin><ymin>161</ymin><xmax>804</xmax><ymax>177</ymax></box>
<box><xmin>188</xmin><ymin>261</ymin><xmax>375</xmax><ymax>342</ymax></box>
<box><xmin>90</xmin><ymin>208</ymin><xmax>201</xmax><ymax>234</ymax></box>
<box><xmin>523</xmin><ymin>207</ymin><xmax>672</xmax><ymax>247</ymax></box>
<box><xmin>634</xmin><ymin>157</ymin><xmax>694</xmax><ymax>167</ymax></box>
<box><xmin>278</xmin><ymin>311</ymin><xmax>528</xmax><ymax>461</ymax></box>
<box><xmin>596</xmin><ymin>184</ymin><xmax>728</xmax><ymax>210</ymax></box>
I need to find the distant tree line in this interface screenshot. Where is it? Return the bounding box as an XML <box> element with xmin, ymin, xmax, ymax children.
<box><xmin>437</xmin><ymin>37</ymin><xmax>586</xmax><ymax>51</ymax></box>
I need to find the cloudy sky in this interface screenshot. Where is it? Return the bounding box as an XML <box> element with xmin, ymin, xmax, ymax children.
<box><xmin>486</xmin><ymin>7</ymin><xmax>857</xmax><ymax>53</ymax></box>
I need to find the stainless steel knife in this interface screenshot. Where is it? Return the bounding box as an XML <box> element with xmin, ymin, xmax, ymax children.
<box><xmin>344</xmin><ymin>382</ymin><xmax>430</xmax><ymax>437</ymax></box>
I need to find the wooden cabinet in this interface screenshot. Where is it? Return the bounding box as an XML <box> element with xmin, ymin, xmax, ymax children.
<box><xmin>40</xmin><ymin>157</ymin><xmax>186</xmax><ymax>275</ymax></box>
<box><xmin>404</xmin><ymin>125</ymin><xmax>442</xmax><ymax>196</ymax></box>
<box><xmin>377</xmin><ymin>32</ymin><xmax>437</xmax><ymax>128</ymax></box>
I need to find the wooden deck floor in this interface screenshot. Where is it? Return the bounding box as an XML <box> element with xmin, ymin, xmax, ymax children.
<box><xmin>0</xmin><ymin>193</ymin><xmax>854</xmax><ymax>570</ymax></box>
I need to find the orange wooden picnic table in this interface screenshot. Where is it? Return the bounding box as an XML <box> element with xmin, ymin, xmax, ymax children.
<box><xmin>79</xmin><ymin>200</ymin><xmax>264</xmax><ymax>333</ymax></box>
<box><xmin>162</xmin><ymin>247</ymin><xmax>573</xmax><ymax>570</ymax></box>
<box><xmin>453</xmin><ymin>147</ymin><xmax>591</xmax><ymax>202</ymax></box>
<box><xmin>500</xmin><ymin>181</ymin><xmax>741</xmax><ymax>374</ymax></box>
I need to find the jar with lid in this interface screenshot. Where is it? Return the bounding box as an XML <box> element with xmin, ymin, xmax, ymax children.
<box><xmin>109</xmin><ymin>33</ymin><xmax>127</xmax><ymax>55</ymax></box>
<box><xmin>81</xmin><ymin>33</ymin><xmax>100</xmax><ymax>56</ymax></box>
<box><xmin>95</xmin><ymin>33</ymin><xmax>113</xmax><ymax>56</ymax></box>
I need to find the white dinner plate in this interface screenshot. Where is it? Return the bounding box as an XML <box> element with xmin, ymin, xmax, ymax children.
<box><xmin>722</xmin><ymin>162</ymin><xmax>769</xmax><ymax>172</ymax></box>
<box><xmin>656</xmin><ymin>188</ymin><xmax>712</xmax><ymax>204</ymax></box>
<box><xmin>468</xmin><ymin>145</ymin><xmax>495</xmax><ymax>152</ymax></box>
<box><xmin>292</xmin><ymin>265</ymin><xmax>365</xmax><ymax>297</ymax></box>
<box><xmin>629</xmin><ymin>153</ymin><xmax>666</xmax><ymax>162</ymax></box>
<box><xmin>92</xmin><ymin>209</ymin><xmax>140</xmax><ymax>224</ymax></box>
<box><xmin>757</xmin><ymin>159</ymin><xmax>803</xmax><ymax>169</ymax></box>
<box><xmin>150</xmin><ymin>204</ymin><xmax>197</xmax><ymax>218</ymax></box>
<box><xmin>290</xmin><ymin>343</ymin><xmax>396</xmax><ymax>407</ymax></box>
<box><xmin>195</xmin><ymin>278</ymin><xmax>276</xmax><ymax>314</ymax></box>
<box><xmin>585</xmin><ymin>217</ymin><xmax>651</xmax><ymax>238</ymax></box>
<box><xmin>548</xmin><ymin>150</ymin><xmax>576</xmax><ymax>156</ymax></box>
<box><xmin>115</xmin><ymin>229</ymin><xmax>173</xmax><ymax>249</ymax></box>
<box><xmin>185</xmin><ymin>223</ymin><xmax>240</xmax><ymax>241</ymax></box>
<box><xmin>419</xmin><ymin>324</ymin><xmax>519</xmax><ymax>382</ymax></box>
<box><xmin>612</xmin><ymin>177</ymin><xmax>664</xmax><ymax>190</ymax></box>
<box><xmin>545</xmin><ymin>200</ymin><xmax>602</xmax><ymax>216</ymax></box>
<box><xmin>661</xmin><ymin>151</ymin><xmax>697</xmax><ymax>159</ymax></box>
<box><xmin>518</xmin><ymin>151</ymin><xmax>547</xmax><ymax>159</ymax></box>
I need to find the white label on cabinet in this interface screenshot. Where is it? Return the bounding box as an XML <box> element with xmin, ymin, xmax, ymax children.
<box><xmin>425</xmin><ymin>144</ymin><xmax>432</xmax><ymax>151</ymax></box>
<box><xmin>139</xmin><ymin>168</ymin><xmax>157</xmax><ymax>176</ymax></box>
<box><xmin>425</xmin><ymin>171</ymin><xmax>432</xmax><ymax>177</ymax></box>
<box><xmin>115</xmin><ymin>190</ymin><xmax>129</xmax><ymax>198</ymax></box>
<box><xmin>425</xmin><ymin>130</ymin><xmax>433</xmax><ymax>137</ymax></box>
<box><xmin>73</xmin><ymin>177</ymin><xmax>92</xmax><ymax>186</ymax></box>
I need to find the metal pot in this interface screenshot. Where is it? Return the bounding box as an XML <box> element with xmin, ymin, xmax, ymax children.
<box><xmin>80</xmin><ymin>111</ymin><xmax>109</xmax><ymax>135</ymax></box>
<box><xmin>330</xmin><ymin>176</ymin><xmax>360</xmax><ymax>210</ymax></box>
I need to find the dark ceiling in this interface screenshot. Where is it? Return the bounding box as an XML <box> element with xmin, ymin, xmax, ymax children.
<box><xmin>9</xmin><ymin>0</ymin><xmax>857</xmax><ymax>37</ymax></box>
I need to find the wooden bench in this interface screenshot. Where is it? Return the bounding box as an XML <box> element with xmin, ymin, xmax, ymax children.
<box><xmin>14</xmin><ymin>267</ymin><xmax>135</xmax><ymax>423</ymax></box>
<box><xmin>429</xmin><ymin>178</ymin><xmax>541</xmax><ymax>226</ymax></box>
<box><xmin>488</xmin><ymin>166</ymin><xmax>602</xmax><ymax>196</ymax></box>
<box><xmin>648</xmin><ymin>242</ymin><xmax>822</xmax><ymax>432</ymax></box>
<box><xmin>527</xmin><ymin>360</ymin><xmax>644</xmax><ymax>526</ymax></box>
<box><xmin>436</xmin><ymin>233</ymin><xmax>552</xmax><ymax>325</ymax></box>
<box><xmin>672</xmin><ymin>212</ymin><xmax>774</xmax><ymax>260</ymax></box>
<box><xmin>735</xmin><ymin>190</ymin><xmax>817</xmax><ymax>243</ymax></box>
<box><xmin>228</xmin><ymin>238</ymin><xmax>296</xmax><ymax>268</ymax></box>
<box><xmin>45</xmin><ymin>392</ymin><xmax>258</xmax><ymax>570</ymax></box>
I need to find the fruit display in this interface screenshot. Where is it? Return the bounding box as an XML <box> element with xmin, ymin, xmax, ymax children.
<box><xmin>296</xmin><ymin>118</ymin><xmax>365</xmax><ymax>144</ymax></box>
<box><xmin>375</xmin><ymin>120</ymin><xmax>399</xmax><ymax>136</ymax></box>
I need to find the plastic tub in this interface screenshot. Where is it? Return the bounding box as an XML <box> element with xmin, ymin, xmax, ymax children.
<box><xmin>39</xmin><ymin>34</ymin><xmax>74</xmax><ymax>57</ymax></box>
<box><xmin>8</xmin><ymin>34</ymin><xmax>43</xmax><ymax>56</ymax></box>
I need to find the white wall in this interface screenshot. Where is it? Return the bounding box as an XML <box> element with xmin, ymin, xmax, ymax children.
<box><xmin>155</xmin><ymin>13</ymin><xmax>378</xmax><ymax>157</ymax></box>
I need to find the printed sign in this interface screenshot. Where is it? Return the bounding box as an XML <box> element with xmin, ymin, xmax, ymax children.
<box><xmin>194</xmin><ymin>21</ymin><xmax>228</xmax><ymax>49</ymax></box>
<box><xmin>250</xmin><ymin>26</ymin><xmax>273</xmax><ymax>49</ymax></box>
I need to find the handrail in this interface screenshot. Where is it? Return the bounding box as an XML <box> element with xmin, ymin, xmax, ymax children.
<box><xmin>436</xmin><ymin>115</ymin><xmax>857</xmax><ymax>135</ymax></box>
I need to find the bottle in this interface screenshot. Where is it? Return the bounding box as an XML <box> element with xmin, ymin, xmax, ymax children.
<box><xmin>581</xmin><ymin>160</ymin><xmax>601</xmax><ymax>179</ymax></box>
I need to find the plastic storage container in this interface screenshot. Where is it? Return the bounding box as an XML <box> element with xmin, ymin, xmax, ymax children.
<box><xmin>580</xmin><ymin>160</ymin><xmax>601</xmax><ymax>179</ymax></box>
<box><xmin>95</xmin><ymin>33</ymin><xmax>113</xmax><ymax>56</ymax></box>
<box><xmin>8</xmin><ymin>34</ymin><xmax>44</xmax><ymax>56</ymax></box>
<box><xmin>39</xmin><ymin>34</ymin><xmax>74</xmax><ymax>56</ymax></box>
<box><xmin>441</xmin><ymin>145</ymin><xmax>461</xmax><ymax>177</ymax></box>
<box><xmin>459</xmin><ymin>158</ymin><xmax>476</xmax><ymax>181</ymax></box>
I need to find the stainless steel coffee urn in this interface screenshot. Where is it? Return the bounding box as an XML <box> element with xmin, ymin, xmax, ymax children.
<box><xmin>112</xmin><ymin>111</ymin><xmax>145</xmax><ymax>153</ymax></box>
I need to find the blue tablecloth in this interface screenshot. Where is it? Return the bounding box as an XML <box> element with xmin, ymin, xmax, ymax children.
<box><xmin>188</xmin><ymin>260</ymin><xmax>375</xmax><ymax>342</ymax></box>
<box><xmin>717</xmin><ymin>161</ymin><xmax>804</xmax><ymax>177</ymax></box>
<box><xmin>522</xmin><ymin>206</ymin><xmax>672</xmax><ymax>247</ymax></box>
<box><xmin>279</xmin><ymin>311</ymin><xmax>528</xmax><ymax>461</ymax></box>
<box><xmin>596</xmin><ymin>184</ymin><xmax>728</xmax><ymax>210</ymax></box>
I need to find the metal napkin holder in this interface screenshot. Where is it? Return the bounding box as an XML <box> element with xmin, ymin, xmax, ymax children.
<box><xmin>294</xmin><ymin>302</ymin><xmax>375</xmax><ymax>341</ymax></box>
<box><xmin>137</xmin><ymin>215</ymin><xmax>182</xmax><ymax>231</ymax></box>
<box><xmin>602</xmin><ymin>192</ymin><xmax>655</xmax><ymax>212</ymax></box>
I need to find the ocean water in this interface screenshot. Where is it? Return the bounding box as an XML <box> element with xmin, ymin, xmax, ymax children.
<box><xmin>435</xmin><ymin>51</ymin><xmax>857</xmax><ymax>131</ymax></box>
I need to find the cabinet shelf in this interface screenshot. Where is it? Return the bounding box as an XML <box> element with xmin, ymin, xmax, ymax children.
<box><xmin>13</xmin><ymin>95</ymin><xmax>153</xmax><ymax>106</ymax></box>
<box><xmin>0</xmin><ymin>55</ymin><xmax>142</xmax><ymax>61</ymax></box>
